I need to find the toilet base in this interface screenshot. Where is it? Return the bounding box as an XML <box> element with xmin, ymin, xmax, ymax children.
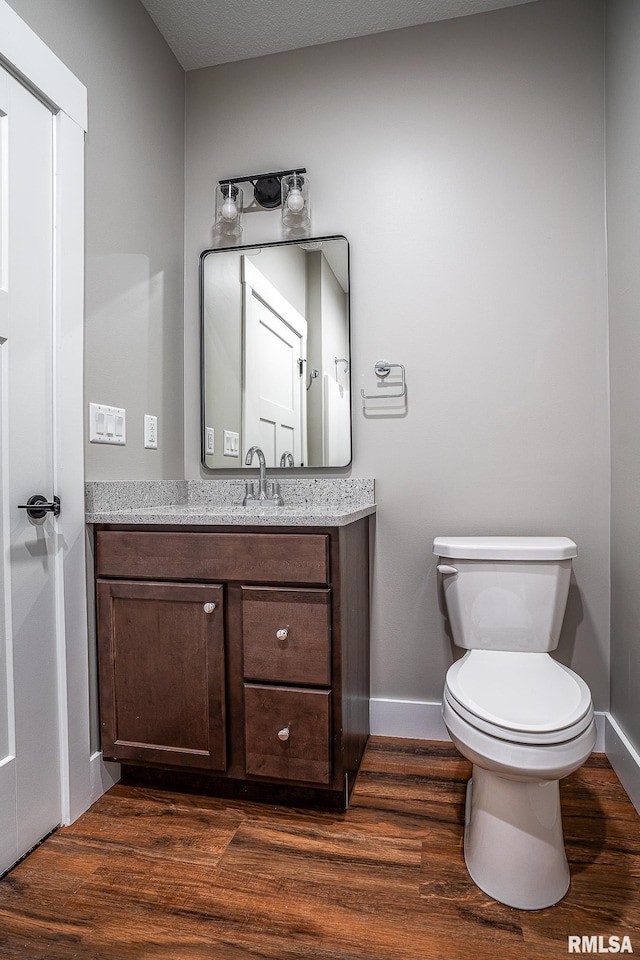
<box><xmin>463</xmin><ymin>765</ymin><xmax>570</xmax><ymax>910</ymax></box>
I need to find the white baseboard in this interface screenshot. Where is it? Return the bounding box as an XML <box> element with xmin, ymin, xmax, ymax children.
<box><xmin>89</xmin><ymin>752</ymin><xmax>120</xmax><ymax>807</ymax></box>
<box><xmin>370</xmin><ymin>698</ymin><xmax>450</xmax><ymax>741</ymax></box>
<box><xmin>370</xmin><ymin>698</ymin><xmax>607</xmax><ymax>752</ymax></box>
<box><xmin>604</xmin><ymin>714</ymin><xmax>640</xmax><ymax>816</ymax></box>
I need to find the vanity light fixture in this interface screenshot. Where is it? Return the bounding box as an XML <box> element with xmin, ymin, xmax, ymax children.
<box><xmin>216</xmin><ymin>167</ymin><xmax>310</xmax><ymax>235</ymax></box>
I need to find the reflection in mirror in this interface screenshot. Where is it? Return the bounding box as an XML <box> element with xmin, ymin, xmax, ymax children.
<box><xmin>201</xmin><ymin>236</ymin><xmax>351</xmax><ymax>470</ymax></box>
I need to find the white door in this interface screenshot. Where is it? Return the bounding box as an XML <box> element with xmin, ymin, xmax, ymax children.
<box><xmin>242</xmin><ymin>258</ymin><xmax>308</xmax><ymax>467</ymax></box>
<box><xmin>0</xmin><ymin>65</ymin><xmax>62</xmax><ymax>873</ymax></box>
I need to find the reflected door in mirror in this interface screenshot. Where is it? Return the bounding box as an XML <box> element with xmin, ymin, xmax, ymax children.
<box><xmin>200</xmin><ymin>237</ymin><xmax>351</xmax><ymax>470</ymax></box>
<box><xmin>242</xmin><ymin>258</ymin><xmax>307</xmax><ymax>466</ymax></box>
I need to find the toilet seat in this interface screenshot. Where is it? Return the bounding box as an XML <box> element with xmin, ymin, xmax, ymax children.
<box><xmin>445</xmin><ymin>650</ymin><xmax>593</xmax><ymax>745</ymax></box>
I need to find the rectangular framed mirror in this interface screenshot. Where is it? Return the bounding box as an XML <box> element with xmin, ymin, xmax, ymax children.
<box><xmin>200</xmin><ymin>236</ymin><xmax>351</xmax><ymax>470</ymax></box>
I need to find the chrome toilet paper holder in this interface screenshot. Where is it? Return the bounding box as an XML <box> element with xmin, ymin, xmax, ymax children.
<box><xmin>360</xmin><ymin>360</ymin><xmax>406</xmax><ymax>400</ymax></box>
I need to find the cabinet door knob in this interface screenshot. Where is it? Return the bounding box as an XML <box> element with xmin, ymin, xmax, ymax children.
<box><xmin>276</xmin><ymin>627</ymin><xmax>289</xmax><ymax>640</ymax></box>
<box><xmin>277</xmin><ymin>726</ymin><xmax>290</xmax><ymax>741</ymax></box>
<box><xmin>203</xmin><ymin>602</ymin><xmax>216</xmax><ymax>613</ymax></box>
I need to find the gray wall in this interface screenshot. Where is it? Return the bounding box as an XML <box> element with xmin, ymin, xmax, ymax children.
<box><xmin>7</xmin><ymin>0</ymin><xmax>186</xmax><ymax>480</ymax></box>
<box><xmin>8</xmin><ymin>0</ymin><xmax>614</xmax><ymax>723</ymax></box>
<box><xmin>607</xmin><ymin>0</ymin><xmax>640</xmax><ymax>753</ymax></box>
<box><xmin>185</xmin><ymin>0</ymin><xmax>610</xmax><ymax>708</ymax></box>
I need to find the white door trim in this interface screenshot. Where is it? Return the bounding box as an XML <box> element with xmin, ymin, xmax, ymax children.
<box><xmin>0</xmin><ymin>1</ymin><xmax>86</xmax><ymax>130</ymax></box>
<box><xmin>0</xmin><ymin>0</ymin><xmax>111</xmax><ymax>826</ymax></box>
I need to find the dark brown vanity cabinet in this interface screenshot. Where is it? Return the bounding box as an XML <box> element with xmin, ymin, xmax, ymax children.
<box><xmin>95</xmin><ymin>521</ymin><xmax>370</xmax><ymax>808</ymax></box>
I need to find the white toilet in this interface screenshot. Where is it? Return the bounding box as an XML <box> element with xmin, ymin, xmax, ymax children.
<box><xmin>434</xmin><ymin>536</ymin><xmax>596</xmax><ymax>910</ymax></box>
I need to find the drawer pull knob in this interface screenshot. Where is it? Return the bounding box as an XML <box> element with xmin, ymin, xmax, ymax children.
<box><xmin>276</xmin><ymin>627</ymin><xmax>289</xmax><ymax>640</ymax></box>
<box><xmin>277</xmin><ymin>726</ymin><xmax>290</xmax><ymax>742</ymax></box>
<box><xmin>203</xmin><ymin>602</ymin><xmax>216</xmax><ymax>614</ymax></box>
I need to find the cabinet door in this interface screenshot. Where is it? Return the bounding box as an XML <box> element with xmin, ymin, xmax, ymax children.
<box><xmin>97</xmin><ymin>580</ymin><xmax>226</xmax><ymax>770</ymax></box>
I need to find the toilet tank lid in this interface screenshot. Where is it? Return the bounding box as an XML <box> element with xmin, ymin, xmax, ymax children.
<box><xmin>433</xmin><ymin>536</ymin><xmax>577</xmax><ymax>560</ymax></box>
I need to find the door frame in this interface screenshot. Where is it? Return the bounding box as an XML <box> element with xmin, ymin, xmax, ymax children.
<box><xmin>0</xmin><ymin>0</ymin><xmax>113</xmax><ymax>826</ymax></box>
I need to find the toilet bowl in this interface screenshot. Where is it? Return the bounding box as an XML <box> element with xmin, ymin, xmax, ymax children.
<box><xmin>434</xmin><ymin>536</ymin><xmax>596</xmax><ymax>910</ymax></box>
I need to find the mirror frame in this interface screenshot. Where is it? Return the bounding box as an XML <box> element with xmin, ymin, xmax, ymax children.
<box><xmin>199</xmin><ymin>235</ymin><xmax>352</xmax><ymax>471</ymax></box>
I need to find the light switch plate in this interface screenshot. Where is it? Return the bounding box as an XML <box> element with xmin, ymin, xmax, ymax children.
<box><xmin>205</xmin><ymin>427</ymin><xmax>215</xmax><ymax>455</ymax></box>
<box><xmin>223</xmin><ymin>429</ymin><xmax>239</xmax><ymax>457</ymax></box>
<box><xmin>89</xmin><ymin>403</ymin><xmax>126</xmax><ymax>444</ymax></box>
<box><xmin>144</xmin><ymin>414</ymin><xmax>158</xmax><ymax>449</ymax></box>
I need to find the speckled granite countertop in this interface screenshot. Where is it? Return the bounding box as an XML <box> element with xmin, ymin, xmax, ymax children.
<box><xmin>85</xmin><ymin>479</ymin><xmax>375</xmax><ymax>527</ymax></box>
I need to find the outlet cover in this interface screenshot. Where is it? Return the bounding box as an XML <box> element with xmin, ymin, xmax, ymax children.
<box><xmin>205</xmin><ymin>427</ymin><xmax>215</xmax><ymax>455</ymax></box>
<box><xmin>144</xmin><ymin>414</ymin><xmax>158</xmax><ymax>449</ymax></box>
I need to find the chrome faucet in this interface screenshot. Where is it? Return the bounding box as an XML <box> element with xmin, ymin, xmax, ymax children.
<box><xmin>279</xmin><ymin>451</ymin><xmax>294</xmax><ymax>467</ymax></box>
<box><xmin>245</xmin><ymin>445</ymin><xmax>267</xmax><ymax>499</ymax></box>
<box><xmin>243</xmin><ymin>446</ymin><xmax>284</xmax><ymax>505</ymax></box>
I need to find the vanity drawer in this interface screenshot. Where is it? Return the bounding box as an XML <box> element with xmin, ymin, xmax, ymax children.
<box><xmin>244</xmin><ymin>684</ymin><xmax>331</xmax><ymax>784</ymax></box>
<box><xmin>96</xmin><ymin>531</ymin><xmax>330</xmax><ymax>584</ymax></box>
<box><xmin>242</xmin><ymin>586</ymin><xmax>331</xmax><ymax>686</ymax></box>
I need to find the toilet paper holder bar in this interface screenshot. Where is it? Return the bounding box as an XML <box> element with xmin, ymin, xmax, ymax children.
<box><xmin>360</xmin><ymin>360</ymin><xmax>406</xmax><ymax>400</ymax></box>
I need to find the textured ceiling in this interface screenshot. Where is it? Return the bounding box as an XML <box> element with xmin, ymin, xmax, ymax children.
<box><xmin>139</xmin><ymin>0</ymin><xmax>539</xmax><ymax>71</ymax></box>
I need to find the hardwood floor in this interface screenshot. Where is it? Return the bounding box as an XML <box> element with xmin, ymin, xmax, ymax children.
<box><xmin>0</xmin><ymin>738</ymin><xmax>638</xmax><ymax>959</ymax></box>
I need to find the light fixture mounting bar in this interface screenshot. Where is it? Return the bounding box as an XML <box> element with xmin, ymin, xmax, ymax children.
<box><xmin>217</xmin><ymin>167</ymin><xmax>306</xmax><ymax>187</ymax></box>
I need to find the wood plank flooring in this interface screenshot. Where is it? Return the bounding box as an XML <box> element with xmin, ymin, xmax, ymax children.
<box><xmin>0</xmin><ymin>738</ymin><xmax>638</xmax><ymax>959</ymax></box>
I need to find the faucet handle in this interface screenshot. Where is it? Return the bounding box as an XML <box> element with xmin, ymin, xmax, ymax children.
<box><xmin>242</xmin><ymin>480</ymin><xmax>256</xmax><ymax>505</ymax></box>
<box><xmin>269</xmin><ymin>481</ymin><xmax>284</xmax><ymax>506</ymax></box>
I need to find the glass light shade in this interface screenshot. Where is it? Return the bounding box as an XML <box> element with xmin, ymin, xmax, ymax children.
<box><xmin>281</xmin><ymin>173</ymin><xmax>310</xmax><ymax>227</ymax></box>
<box><xmin>215</xmin><ymin>182</ymin><xmax>243</xmax><ymax>239</ymax></box>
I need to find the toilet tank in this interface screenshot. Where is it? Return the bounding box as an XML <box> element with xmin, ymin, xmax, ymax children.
<box><xmin>433</xmin><ymin>537</ymin><xmax>576</xmax><ymax>652</ymax></box>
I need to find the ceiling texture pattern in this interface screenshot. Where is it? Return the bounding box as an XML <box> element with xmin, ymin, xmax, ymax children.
<box><xmin>139</xmin><ymin>0</ymin><xmax>538</xmax><ymax>70</ymax></box>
